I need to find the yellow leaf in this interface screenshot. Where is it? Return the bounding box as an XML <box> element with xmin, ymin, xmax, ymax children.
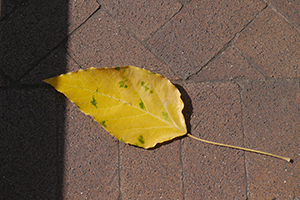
<box><xmin>44</xmin><ymin>66</ymin><xmax>187</xmax><ymax>148</ymax></box>
<box><xmin>44</xmin><ymin>66</ymin><xmax>292</xmax><ymax>162</ymax></box>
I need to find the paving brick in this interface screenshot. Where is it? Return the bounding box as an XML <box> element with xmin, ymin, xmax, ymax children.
<box><xmin>120</xmin><ymin>141</ymin><xmax>183</xmax><ymax>199</ymax></box>
<box><xmin>0</xmin><ymin>88</ymin><xmax>60</xmax><ymax>199</ymax></box>
<box><xmin>62</xmin><ymin>100</ymin><xmax>119</xmax><ymax>199</ymax></box>
<box><xmin>20</xmin><ymin>46</ymin><xmax>81</xmax><ymax>84</ymax></box>
<box><xmin>268</xmin><ymin>0</ymin><xmax>300</xmax><ymax>30</ymax></box>
<box><xmin>2</xmin><ymin>1</ymin><xmax>299</xmax><ymax>199</ymax></box>
<box><xmin>68</xmin><ymin>0</ymin><xmax>99</xmax><ymax>33</ymax></box>
<box><xmin>235</xmin><ymin>8</ymin><xmax>300</xmax><ymax>79</ymax></box>
<box><xmin>98</xmin><ymin>0</ymin><xmax>182</xmax><ymax>41</ymax></box>
<box><xmin>190</xmin><ymin>45</ymin><xmax>264</xmax><ymax>82</ymax></box>
<box><xmin>177</xmin><ymin>0</ymin><xmax>192</xmax><ymax>5</ymax></box>
<box><xmin>182</xmin><ymin>82</ymin><xmax>247</xmax><ymax>199</ymax></box>
<box><xmin>0</xmin><ymin>0</ymin><xmax>98</xmax><ymax>81</ymax></box>
<box><xmin>147</xmin><ymin>0</ymin><xmax>266</xmax><ymax>79</ymax></box>
<box><xmin>240</xmin><ymin>80</ymin><xmax>300</xmax><ymax>199</ymax></box>
<box><xmin>67</xmin><ymin>9</ymin><xmax>178</xmax><ymax>80</ymax></box>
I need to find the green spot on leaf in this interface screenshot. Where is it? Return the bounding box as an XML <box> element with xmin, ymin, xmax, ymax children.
<box><xmin>162</xmin><ymin>112</ymin><xmax>170</xmax><ymax>121</ymax></box>
<box><xmin>139</xmin><ymin>99</ymin><xmax>145</xmax><ymax>110</ymax></box>
<box><xmin>119</xmin><ymin>138</ymin><xmax>125</xmax><ymax>142</ymax></box>
<box><xmin>141</xmin><ymin>81</ymin><xmax>150</xmax><ymax>92</ymax></box>
<box><xmin>119</xmin><ymin>81</ymin><xmax>125</xmax><ymax>88</ymax></box>
<box><xmin>91</xmin><ymin>95</ymin><xmax>98</xmax><ymax>109</ymax></box>
<box><xmin>119</xmin><ymin>77</ymin><xmax>128</xmax><ymax>88</ymax></box>
<box><xmin>138</xmin><ymin>135</ymin><xmax>145</xmax><ymax>144</ymax></box>
<box><xmin>96</xmin><ymin>88</ymin><xmax>99</xmax><ymax>93</ymax></box>
<box><xmin>100</xmin><ymin>120</ymin><xmax>107</xmax><ymax>128</ymax></box>
<box><xmin>150</xmin><ymin>90</ymin><xmax>153</xmax><ymax>94</ymax></box>
<box><xmin>114</xmin><ymin>67</ymin><xmax>120</xmax><ymax>71</ymax></box>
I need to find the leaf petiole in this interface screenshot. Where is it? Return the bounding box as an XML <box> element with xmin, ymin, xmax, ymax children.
<box><xmin>187</xmin><ymin>134</ymin><xmax>292</xmax><ymax>162</ymax></box>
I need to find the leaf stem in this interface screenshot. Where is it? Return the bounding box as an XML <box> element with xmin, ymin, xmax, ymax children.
<box><xmin>187</xmin><ymin>134</ymin><xmax>292</xmax><ymax>162</ymax></box>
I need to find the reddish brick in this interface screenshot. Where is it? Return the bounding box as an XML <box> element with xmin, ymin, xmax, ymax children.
<box><xmin>68</xmin><ymin>0</ymin><xmax>100</xmax><ymax>33</ymax></box>
<box><xmin>98</xmin><ymin>0</ymin><xmax>182</xmax><ymax>41</ymax></box>
<box><xmin>177</xmin><ymin>0</ymin><xmax>191</xmax><ymax>5</ymax></box>
<box><xmin>2</xmin><ymin>0</ymin><xmax>300</xmax><ymax>199</ymax></box>
<box><xmin>62</xmin><ymin>101</ymin><xmax>119</xmax><ymax>199</ymax></box>
<box><xmin>67</xmin><ymin>10</ymin><xmax>178</xmax><ymax>80</ymax></box>
<box><xmin>190</xmin><ymin>45</ymin><xmax>264</xmax><ymax>82</ymax></box>
<box><xmin>240</xmin><ymin>80</ymin><xmax>300</xmax><ymax>199</ymax></box>
<box><xmin>120</xmin><ymin>141</ymin><xmax>183</xmax><ymax>199</ymax></box>
<box><xmin>269</xmin><ymin>0</ymin><xmax>300</xmax><ymax>30</ymax></box>
<box><xmin>182</xmin><ymin>82</ymin><xmax>247</xmax><ymax>199</ymax></box>
<box><xmin>235</xmin><ymin>8</ymin><xmax>300</xmax><ymax>79</ymax></box>
<box><xmin>147</xmin><ymin>0</ymin><xmax>266</xmax><ymax>79</ymax></box>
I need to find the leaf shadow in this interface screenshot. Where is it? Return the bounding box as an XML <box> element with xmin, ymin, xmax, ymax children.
<box><xmin>148</xmin><ymin>84</ymin><xmax>193</xmax><ymax>150</ymax></box>
<box><xmin>175</xmin><ymin>84</ymin><xmax>193</xmax><ymax>135</ymax></box>
<box><xmin>148</xmin><ymin>135</ymin><xmax>186</xmax><ymax>150</ymax></box>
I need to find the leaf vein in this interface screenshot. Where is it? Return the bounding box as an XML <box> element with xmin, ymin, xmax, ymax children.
<box><xmin>112</xmin><ymin>126</ymin><xmax>172</xmax><ymax>131</ymax></box>
<box><xmin>58</xmin><ymin>81</ymin><xmax>182</xmax><ymax>132</ymax></box>
<box><xmin>145</xmin><ymin>74</ymin><xmax>178</xmax><ymax>130</ymax></box>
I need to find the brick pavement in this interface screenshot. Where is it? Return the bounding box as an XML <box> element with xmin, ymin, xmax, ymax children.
<box><xmin>1</xmin><ymin>0</ymin><xmax>299</xmax><ymax>199</ymax></box>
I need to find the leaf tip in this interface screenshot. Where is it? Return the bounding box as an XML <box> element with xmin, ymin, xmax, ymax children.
<box><xmin>42</xmin><ymin>78</ymin><xmax>51</xmax><ymax>84</ymax></box>
<box><xmin>43</xmin><ymin>77</ymin><xmax>56</xmax><ymax>87</ymax></box>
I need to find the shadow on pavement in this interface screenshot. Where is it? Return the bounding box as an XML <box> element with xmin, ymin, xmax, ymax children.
<box><xmin>0</xmin><ymin>1</ymin><xmax>68</xmax><ymax>198</ymax></box>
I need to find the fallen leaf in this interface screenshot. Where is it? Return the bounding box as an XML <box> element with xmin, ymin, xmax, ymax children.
<box><xmin>44</xmin><ymin>66</ymin><xmax>186</xmax><ymax>148</ymax></box>
<box><xmin>44</xmin><ymin>66</ymin><xmax>291</xmax><ymax>162</ymax></box>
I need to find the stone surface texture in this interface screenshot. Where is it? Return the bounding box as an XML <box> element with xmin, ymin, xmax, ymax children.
<box><xmin>191</xmin><ymin>45</ymin><xmax>265</xmax><ymax>82</ymax></box>
<box><xmin>62</xmin><ymin>101</ymin><xmax>119</xmax><ymax>199</ymax></box>
<box><xmin>67</xmin><ymin>10</ymin><xmax>178</xmax><ymax>80</ymax></box>
<box><xmin>120</xmin><ymin>141</ymin><xmax>183</xmax><ymax>199</ymax></box>
<box><xmin>147</xmin><ymin>0</ymin><xmax>267</xmax><ymax>79</ymax></box>
<box><xmin>182</xmin><ymin>82</ymin><xmax>247</xmax><ymax>199</ymax></box>
<box><xmin>1</xmin><ymin>0</ymin><xmax>299</xmax><ymax>199</ymax></box>
<box><xmin>235</xmin><ymin>8</ymin><xmax>300</xmax><ymax>79</ymax></box>
<box><xmin>268</xmin><ymin>0</ymin><xmax>300</xmax><ymax>30</ymax></box>
<box><xmin>241</xmin><ymin>80</ymin><xmax>300</xmax><ymax>199</ymax></box>
<box><xmin>98</xmin><ymin>0</ymin><xmax>182</xmax><ymax>41</ymax></box>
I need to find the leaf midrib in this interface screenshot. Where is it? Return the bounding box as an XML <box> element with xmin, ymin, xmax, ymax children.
<box><xmin>60</xmin><ymin>82</ymin><xmax>186</xmax><ymax>133</ymax></box>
